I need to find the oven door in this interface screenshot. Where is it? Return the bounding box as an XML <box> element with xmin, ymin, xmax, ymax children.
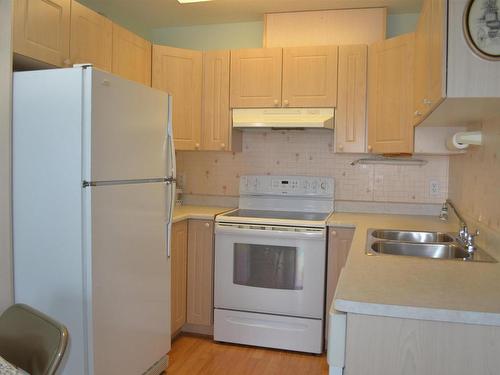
<box><xmin>214</xmin><ymin>222</ymin><xmax>326</xmax><ymax>319</ymax></box>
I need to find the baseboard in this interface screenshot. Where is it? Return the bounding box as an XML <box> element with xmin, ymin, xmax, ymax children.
<box><xmin>182</xmin><ymin>323</ymin><xmax>214</xmax><ymax>336</ymax></box>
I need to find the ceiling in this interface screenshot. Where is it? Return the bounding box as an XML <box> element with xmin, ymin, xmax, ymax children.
<box><xmin>80</xmin><ymin>0</ymin><xmax>423</xmax><ymax>29</ymax></box>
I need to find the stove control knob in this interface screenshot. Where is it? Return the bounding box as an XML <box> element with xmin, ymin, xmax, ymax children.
<box><xmin>320</xmin><ymin>182</ymin><xmax>327</xmax><ymax>191</ymax></box>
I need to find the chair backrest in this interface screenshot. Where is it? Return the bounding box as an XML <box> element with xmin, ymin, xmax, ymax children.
<box><xmin>0</xmin><ymin>304</ymin><xmax>68</xmax><ymax>375</ymax></box>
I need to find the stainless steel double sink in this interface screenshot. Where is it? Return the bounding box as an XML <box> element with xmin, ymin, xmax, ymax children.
<box><xmin>366</xmin><ymin>229</ymin><xmax>496</xmax><ymax>262</ymax></box>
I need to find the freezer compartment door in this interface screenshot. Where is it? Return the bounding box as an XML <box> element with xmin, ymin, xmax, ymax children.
<box><xmin>87</xmin><ymin>69</ymin><xmax>170</xmax><ymax>181</ymax></box>
<box><xmin>88</xmin><ymin>182</ymin><xmax>171</xmax><ymax>375</ymax></box>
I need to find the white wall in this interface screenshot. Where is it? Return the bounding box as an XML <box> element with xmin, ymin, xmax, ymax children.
<box><xmin>0</xmin><ymin>0</ymin><xmax>13</xmax><ymax>313</ymax></box>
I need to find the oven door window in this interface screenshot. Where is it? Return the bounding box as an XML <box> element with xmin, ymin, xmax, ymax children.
<box><xmin>233</xmin><ymin>243</ymin><xmax>304</xmax><ymax>290</ymax></box>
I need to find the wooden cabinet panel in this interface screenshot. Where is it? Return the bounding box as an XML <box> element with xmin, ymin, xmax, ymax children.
<box><xmin>171</xmin><ymin>220</ymin><xmax>188</xmax><ymax>335</ymax></box>
<box><xmin>413</xmin><ymin>0</ymin><xmax>431</xmax><ymax>123</ymax></box>
<box><xmin>230</xmin><ymin>48</ymin><xmax>283</xmax><ymax>108</ymax></box>
<box><xmin>152</xmin><ymin>45</ymin><xmax>202</xmax><ymax>150</ymax></box>
<box><xmin>335</xmin><ymin>45</ymin><xmax>367</xmax><ymax>153</ymax></box>
<box><xmin>70</xmin><ymin>0</ymin><xmax>112</xmax><ymax>71</ymax></box>
<box><xmin>13</xmin><ymin>0</ymin><xmax>71</xmax><ymax>67</ymax></box>
<box><xmin>187</xmin><ymin>220</ymin><xmax>214</xmax><ymax>327</ymax></box>
<box><xmin>112</xmin><ymin>23</ymin><xmax>151</xmax><ymax>86</ymax></box>
<box><xmin>413</xmin><ymin>0</ymin><xmax>446</xmax><ymax>126</ymax></box>
<box><xmin>282</xmin><ymin>46</ymin><xmax>338</xmax><ymax>107</ymax></box>
<box><xmin>202</xmin><ymin>50</ymin><xmax>241</xmax><ymax>152</ymax></box>
<box><xmin>325</xmin><ymin>227</ymin><xmax>354</xmax><ymax>342</ymax></box>
<box><xmin>368</xmin><ymin>33</ymin><xmax>415</xmax><ymax>154</ymax></box>
<box><xmin>428</xmin><ymin>0</ymin><xmax>446</xmax><ymax>110</ymax></box>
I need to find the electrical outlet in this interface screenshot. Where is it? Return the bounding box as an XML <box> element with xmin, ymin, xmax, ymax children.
<box><xmin>429</xmin><ymin>180</ymin><xmax>440</xmax><ymax>197</ymax></box>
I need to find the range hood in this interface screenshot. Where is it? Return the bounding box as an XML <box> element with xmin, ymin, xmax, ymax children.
<box><xmin>232</xmin><ymin>108</ymin><xmax>334</xmax><ymax>130</ymax></box>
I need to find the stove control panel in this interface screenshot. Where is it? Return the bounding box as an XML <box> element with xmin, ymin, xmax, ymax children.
<box><xmin>240</xmin><ymin>175</ymin><xmax>334</xmax><ymax>197</ymax></box>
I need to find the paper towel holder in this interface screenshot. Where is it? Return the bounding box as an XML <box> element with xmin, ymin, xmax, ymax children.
<box><xmin>446</xmin><ymin>131</ymin><xmax>483</xmax><ymax>151</ymax></box>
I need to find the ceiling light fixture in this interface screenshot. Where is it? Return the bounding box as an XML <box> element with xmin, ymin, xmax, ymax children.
<box><xmin>177</xmin><ymin>0</ymin><xmax>212</xmax><ymax>3</ymax></box>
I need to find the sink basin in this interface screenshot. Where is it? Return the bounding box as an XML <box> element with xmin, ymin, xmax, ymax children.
<box><xmin>370</xmin><ymin>241</ymin><xmax>470</xmax><ymax>260</ymax></box>
<box><xmin>371</xmin><ymin>229</ymin><xmax>454</xmax><ymax>243</ymax></box>
<box><xmin>366</xmin><ymin>228</ymin><xmax>497</xmax><ymax>262</ymax></box>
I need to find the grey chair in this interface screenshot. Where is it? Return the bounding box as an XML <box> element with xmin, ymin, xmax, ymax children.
<box><xmin>0</xmin><ymin>304</ymin><xmax>68</xmax><ymax>375</ymax></box>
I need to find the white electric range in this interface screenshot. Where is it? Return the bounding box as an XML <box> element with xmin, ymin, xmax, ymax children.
<box><xmin>213</xmin><ymin>175</ymin><xmax>334</xmax><ymax>354</ymax></box>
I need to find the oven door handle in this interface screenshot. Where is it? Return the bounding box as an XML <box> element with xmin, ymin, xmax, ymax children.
<box><xmin>215</xmin><ymin>223</ymin><xmax>325</xmax><ymax>239</ymax></box>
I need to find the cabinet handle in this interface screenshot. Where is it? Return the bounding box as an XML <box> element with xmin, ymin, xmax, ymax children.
<box><xmin>423</xmin><ymin>98</ymin><xmax>432</xmax><ymax>106</ymax></box>
<box><xmin>283</xmin><ymin>99</ymin><xmax>289</xmax><ymax>107</ymax></box>
<box><xmin>414</xmin><ymin>110</ymin><xmax>422</xmax><ymax>117</ymax></box>
<box><xmin>273</xmin><ymin>99</ymin><xmax>279</xmax><ymax>106</ymax></box>
<box><xmin>220</xmin><ymin>143</ymin><xmax>226</xmax><ymax>149</ymax></box>
<box><xmin>204</xmin><ymin>222</ymin><xmax>210</xmax><ymax>228</ymax></box>
<box><xmin>338</xmin><ymin>144</ymin><xmax>344</xmax><ymax>151</ymax></box>
<box><xmin>331</xmin><ymin>230</ymin><xmax>337</xmax><ymax>236</ymax></box>
<box><xmin>63</xmin><ymin>59</ymin><xmax>72</xmax><ymax>67</ymax></box>
<box><xmin>195</xmin><ymin>143</ymin><xmax>200</xmax><ymax>149</ymax></box>
<box><xmin>368</xmin><ymin>145</ymin><xmax>373</xmax><ymax>152</ymax></box>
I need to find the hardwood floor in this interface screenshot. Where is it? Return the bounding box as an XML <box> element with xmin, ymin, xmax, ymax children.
<box><xmin>167</xmin><ymin>334</ymin><xmax>329</xmax><ymax>375</ymax></box>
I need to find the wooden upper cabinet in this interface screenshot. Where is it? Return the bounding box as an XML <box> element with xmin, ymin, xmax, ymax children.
<box><xmin>428</xmin><ymin>0</ymin><xmax>446</xmax><ymax>110</ymax></box>
<box><xmin>70</xmin><ymin>0</ymin><xmax>112</xmax><ymax>71</ymax></box>
<box><xmin>282</xmin><ymin>46</ymin><xmax>338</xmax><ymax>107</ymax></box>
<box><xmin>13</xmin><ymin>0</ymin><xmax>71</xmax><ymax>67</ymax></box>
<box><xmin>152</xmin><ymin>45</ymin><xmax>202</xmax><ymax>150</ymax></box>
<box><xmin>171</xmin><ymin>220</ymin><xmax>188</xmax><ymax>335</ymax></box>
<box><xmin>335</xmin><ymin>45</ymin><xmax>367</xmax><ymax>153</ymax></box>
<box><xmin>230</xmin><ymin>48</ymin><xmax>283</xmax><ymax>108</ymax></box>
<box><xmin>202</xmin><ymin>51</ymin><xmax>233</xmax><ymax>151</ymax></box>
<box><xmin>368</xmin><ymin>33</ymin><xmax>415</xmax><ymax>154</ymax></box>
<box><xmin>187</xmin><ymin>220</ymin><xmax>214</xmax><ymax>327</ymax></box>
<box><xmin>413</xmin><ymin>0</ymin><xmax>446</xmax><ymax>125</ymax></box>
<box><xmin>112</xmin><ymin>24</ymin><xmax>152</xmax><ymax>86</ymax></box>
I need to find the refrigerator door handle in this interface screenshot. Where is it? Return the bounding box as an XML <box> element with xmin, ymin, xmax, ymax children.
<box><xmin>166</xmin><ymin>182</ymin><xmax>175</xmax><ymax>258</ymax></box>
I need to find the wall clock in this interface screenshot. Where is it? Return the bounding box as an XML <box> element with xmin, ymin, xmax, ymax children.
<box><xmin>464</xmin><ymin>0</ymin><xmax>500</xmax><ymax>60</ymax></box>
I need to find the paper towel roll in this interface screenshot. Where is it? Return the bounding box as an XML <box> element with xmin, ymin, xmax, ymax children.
<box><xmin>446</xmin><ymin>133</ymin><xmax>469</xmax><ymax>151</ymax></box>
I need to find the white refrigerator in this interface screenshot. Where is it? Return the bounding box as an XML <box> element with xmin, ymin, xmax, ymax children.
<box><xmin>13</xmin><ymin>66</ymin><xmax>175</xmax><ymax>375</ymax></box>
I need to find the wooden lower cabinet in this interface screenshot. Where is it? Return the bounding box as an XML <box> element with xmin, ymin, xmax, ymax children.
<box><xmin>171</xmin><ymin>220</ymin><xmax>188</xmax><ymax>335</ymax></box>
<box><xmin>186</xmin><ymin>220</ymin><xmax>214</xmax><ymax>328</ymax></box>
<box><xmin>326</xmin><ymin>227</ymin><xmax>354</xmax><ymax>342</ymax></box>
<box><xmin>344</xmin><ymin>314</ymin><xmax>500</xmax><ymax>375</ymax></box>
<box><xmin>171</xmin><ymin>219</ymin><xmax>215</xmax><ymax>336</ymax></box>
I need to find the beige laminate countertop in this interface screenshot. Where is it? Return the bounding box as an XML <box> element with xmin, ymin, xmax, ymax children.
<box><xmin>172</xmin><ymin>205</ymin><xmax>234</xmax><ymax>223</ymax></box>
<box><xmin>328</xmin><ymin>213</ymin><xmax>500</xmax><ymax>326</ymax></box>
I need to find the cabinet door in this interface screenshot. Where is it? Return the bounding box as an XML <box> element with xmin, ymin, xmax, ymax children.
<box><xmin>171</xmin><ymin>220</ymin><xmax>188</xmax><ymax>335</ymax></box>
<box><xmin>413</xmin><ymin>0</ymin><xmax>431</xmax><ymax>125</ymax></box>
<box><xmin>187</xmin><ymin>220</ymin><xmax>214</xmax><ymax>327</ymax></box>
<box><xmin>112</xmin><ymin>24</ymin><xmax>152</xmax><ymax>86</ymax></box>
<box><xmin>335</xmin><ymin>45</ymin><xmax>367</xmax><ymax>153</ymax></box>
<box><xmin>428</xmin><ymin>0</ymin><xmax>446</xmax><ymax>111</ymax></box>
<box><xmin>70</xmin><ymin>0</ymin><xmax>112</xmax><ymax>71</ymax></box>
<box><xmin>13</xmin><ymin>0</ymin><xmax>71</xmax><ymax>67</ymax></box>
<box><xmin>413</xmin><ymin>0</ymin><xmax>446</xmax><ymax>126</ymax></box>
<box><xmin>282</xmin><ymin>45</ymin><xmax>338</xmax><ymax>107</ymax></box>
<box><xmin>368</xmin><ymin>33</ymin><xmax>415</xmax><ymax>154</ymax></box>
<box><xmin>152</xmin><ymin>45</ymin><xmax>202</xmax><ymax>150</ymax></box>
<box><xmin>230</xmin><ymin>48</ymin><xmax>282</xmax><ymax>108</ymax></box>
<box><xmin>202</xmin><ymin>51</ymin><xmax>232</xmax><ymax>151</ymax></box>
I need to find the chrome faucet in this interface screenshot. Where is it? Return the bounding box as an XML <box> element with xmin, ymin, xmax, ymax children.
<box><xmin>439</xmin><ymin>199</ymin><xmax>479</xmax><ymax>254</ymax></box>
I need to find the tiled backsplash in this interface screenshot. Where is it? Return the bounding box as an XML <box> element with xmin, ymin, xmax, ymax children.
<box><xmin>176</xmin><ymin>130</ymin><xmax>449</xmax><ymax>207</ymax></box>
<box><xmin>449</xmin><ymin>117</ymin><xmax>500</xmax><ymax>233</ymax></box>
